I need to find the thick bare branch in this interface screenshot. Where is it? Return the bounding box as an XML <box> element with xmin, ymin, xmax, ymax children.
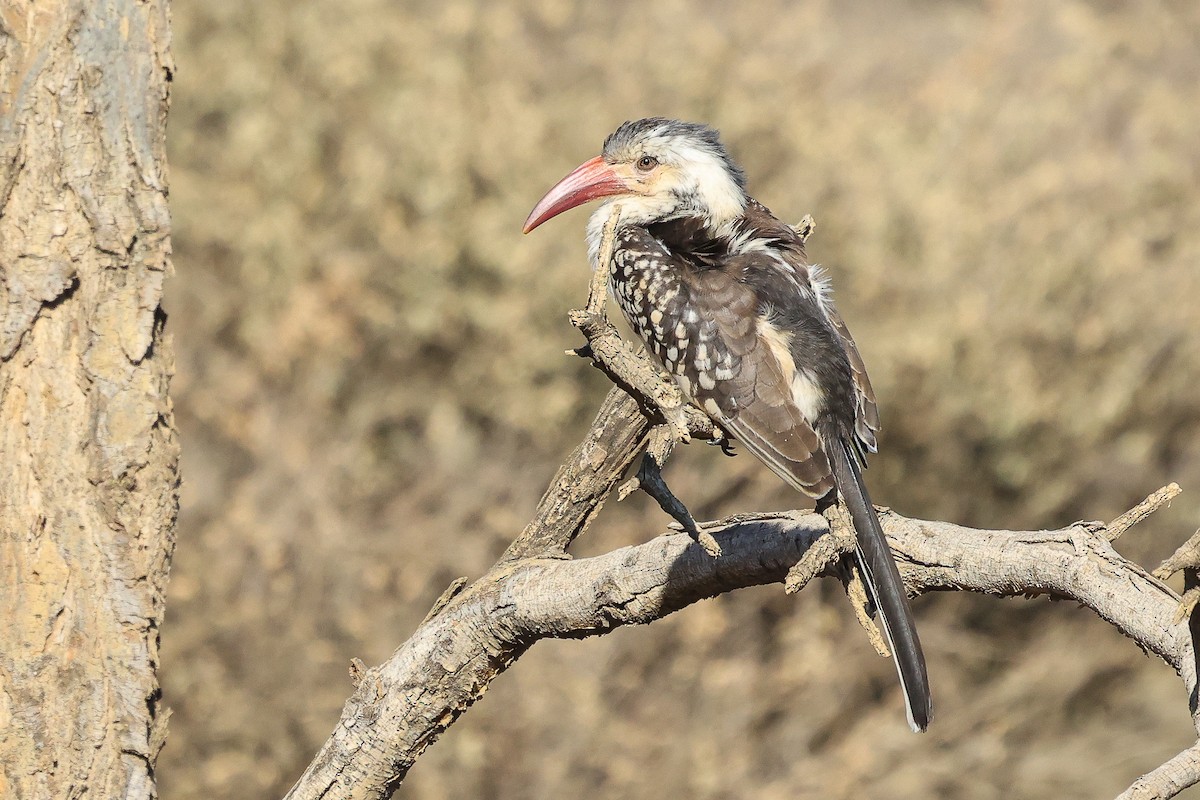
<box><xmin>285</xmin><ymin>505</ymin><xmax>1195</xmax><ymax>800</ymax></box>
<box><xmin>1116</xmin><ymin>741</ymin><xmax>1200</xmax><ymax>800</ymax></box>
<box><xmin>499</xmin><ymin>386</ymin><xmax>653</xmax><ymax>562</ymax></box>
<box><xmin>290</xmin><ymin>217</ymin><xmax>1199</xmax><ymax>800</ymax></box>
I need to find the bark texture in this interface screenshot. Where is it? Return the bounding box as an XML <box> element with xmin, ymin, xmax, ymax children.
<box><xmin>285</xmin><ymin>505</ymin><xmax>1198</xmax><ymax>800</ymax></box>
<box><xmin>0</xmin><ymin>3</ymin><xmax>177</xmax><ymax>799</ymax></box>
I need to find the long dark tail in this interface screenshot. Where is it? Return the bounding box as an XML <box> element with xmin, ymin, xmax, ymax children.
<box><xmin>823</xmin><ymin>423</ymin><xmax>932</xmax><ymax>732</ymax></box>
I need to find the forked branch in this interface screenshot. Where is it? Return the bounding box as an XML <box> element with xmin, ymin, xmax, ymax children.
<box><xmin>284</xmin><ymin>208</ymin><xmax>1200</xmax><ymax>800</ymax></box>
<box><xmin>284</xmin><ymin>494</ymin><xmax>1197</xmax><ymax>800</ymax></box>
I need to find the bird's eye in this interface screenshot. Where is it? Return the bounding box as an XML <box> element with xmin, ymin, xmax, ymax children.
<box><xmin>636</xmin><ymin>155</ymin><xmax>659</xmax><ymax>172</ymax></box>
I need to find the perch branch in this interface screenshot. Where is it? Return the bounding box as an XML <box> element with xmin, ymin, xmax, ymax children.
<box><xmin>285</xmin><ymin>493</ymin><xmax>1196</xmax><ymax>800</ymax></box>
<box><xmin>500</xmin><ymin>385</ymin><xmax>655</xmax><ymax>561</ymax></box>
<box><xmin>1116</xmin><ymin>741</ymin><xmax>1200</xmax><ymax>800</ymax></box>
<box><xmin>288</xmin><ymin>212</ymin><xmax>1200</xmax><ymax>800</ymax></box>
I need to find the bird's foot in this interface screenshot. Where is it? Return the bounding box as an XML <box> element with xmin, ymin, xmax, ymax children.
<box><xmin>1174</xmin><ymin>585</ymin><xmax>1200</xmax><ymax>624</ymax></box>
<box><xmin>1152</xmin><ymin>527</ymin><xmax>1197</xmax><ymax>586</ymax></box>
<box><xmin>705</xmin><ymin>425</ymin><xmax>736</xmax><ymax>457</ymax></box>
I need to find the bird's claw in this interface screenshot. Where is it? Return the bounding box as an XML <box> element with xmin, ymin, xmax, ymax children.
<box><xmin>706</xmin><ymin>433</ymin><xmax>736</xmax><ymax>457</ymax></box>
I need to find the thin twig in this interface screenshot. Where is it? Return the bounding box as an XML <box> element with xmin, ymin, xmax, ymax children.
<box><xmin>792</xmin><ymin>214</ymin><xmax>816</xmax><ymax>243</ymax></box>
<box><xmin>1109</xmin><ymin>483</ymin><xmax>1182</xmax><ymax>542</ymax></box>
<box><xmin>587</xmin><ymin>205</ymin><xmax>621</xmax><ymax>316</ymax></box>
<box><xmin>821</xmin><ymin>503</ymin><xmax>890</xmax><ymax>657</ymax></box>
<box><xmin>784</xmin><ymin>509</ymin><xmax>854</xmax><ymax>594</ymax></box>
<box><xmin>1156</xmin><ymin>526</ymin><xmax>1200</xmax><ymax>581</ymax></box>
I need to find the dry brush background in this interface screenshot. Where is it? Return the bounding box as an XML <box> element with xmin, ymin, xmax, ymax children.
<box><xmin>160</xmin><ymin>1</ymin><xmax>1200</xmax><ymax>798</ymax></box>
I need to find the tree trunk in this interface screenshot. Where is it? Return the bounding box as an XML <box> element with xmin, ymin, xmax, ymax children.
<box><xmin>0</xmin><ymin>3</ymin><xmax>177</xmax><ymax>799</ymax></box>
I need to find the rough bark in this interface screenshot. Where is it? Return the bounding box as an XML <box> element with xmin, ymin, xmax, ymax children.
<box><xmin>0</xmin><ymin>3</ymin><xmax>177</xmax><ymax>800</ymax></box>
<box><xmin>285</xmin><ymin>500</ymin><xmax>1197</xmax><ymax>800</ymax></box>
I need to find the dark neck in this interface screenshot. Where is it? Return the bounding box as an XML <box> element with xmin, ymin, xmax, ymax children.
<box><xmin>646</xmin><ymin>199</ymin><xmax>803</xmax><ymax>268</ymax></box>
<box><xmin>643</xmin><ymin>216</ymin><xmax>728</xmax><ymax>269</ymax></box>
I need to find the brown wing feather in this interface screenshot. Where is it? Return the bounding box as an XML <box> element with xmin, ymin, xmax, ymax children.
<box><xmin>610</xmin><ymin>224</ymin><xmax>835</xmax><ymax>498</ymax></box>
<box><xmin>685</xmin><ymin>269</ymin><xmax>835</xmax><ymax>498</ymax></box>
<box><xmin>742</xmin><ymin>200</ymin><xmax>879</xmax><ymax>457</ymax></box>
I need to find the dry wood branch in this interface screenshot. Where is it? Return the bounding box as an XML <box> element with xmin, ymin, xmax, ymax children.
<box><xmin>1110</xmin><ymin>483</ymin><xmax>1182</xmax><ymax>542</ymax></box>
<box><xmin>286</xmin><ymin>495</ymin><xmax>1197</xmax><ymax>800</ymax></box>
<box><xmin>824</xmin><ymin>504</ymin><xmax>890</xmax><ymax>657</ymax></box>
<box><xmin>500</xmin><ymin>387</ymin><xmax>654</xmax><ymax>562</ymax></box>
<box><xmin>289</xmin><ymin>221</ymin><xmax>1200</xmax><ymax>800</ymax></box>
<box><xmin>1156</xmin><ymin>524</ymin><xmax>1200</xmax><ymax>580</ymax></box>
<box><xmin>1116</xmin><ymin>741</ymin><xmax>1200</xmax><ymax>800</ymax></box>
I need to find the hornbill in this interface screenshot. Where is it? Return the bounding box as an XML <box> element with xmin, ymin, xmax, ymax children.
<box><xmin>523</xmin><ymin>118</ymin><xmax>931</xmax><ymax>732</ymax></box>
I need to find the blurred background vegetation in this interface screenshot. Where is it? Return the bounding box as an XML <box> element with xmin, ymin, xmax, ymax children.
<box><xmin>160</xmin><ymin>1</ymin><xmax>1200</xmax><ymax>797</ymax></box>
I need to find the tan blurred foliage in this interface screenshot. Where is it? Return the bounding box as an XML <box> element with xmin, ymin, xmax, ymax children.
<box><xmin>161</xmin><ymin>1</ymin><xmax>1200</xmax><ymax>797</ymax></box>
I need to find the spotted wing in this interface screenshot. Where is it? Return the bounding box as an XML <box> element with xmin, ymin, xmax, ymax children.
<box><xmin>610</xmin><ymin>227</ymin><xmax>835</xmax><ymax>498</ymax></box>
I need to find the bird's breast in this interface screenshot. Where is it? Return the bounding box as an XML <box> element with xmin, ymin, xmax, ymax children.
<box><xmin>608</xmin><ymin>238</ymin><xmax>738</xmax><ymax>406</ymax></box>
<box><xmin>608</xmin><ymin>245</ymin><xmax>682</xmax><ymax>352</ymax></box>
